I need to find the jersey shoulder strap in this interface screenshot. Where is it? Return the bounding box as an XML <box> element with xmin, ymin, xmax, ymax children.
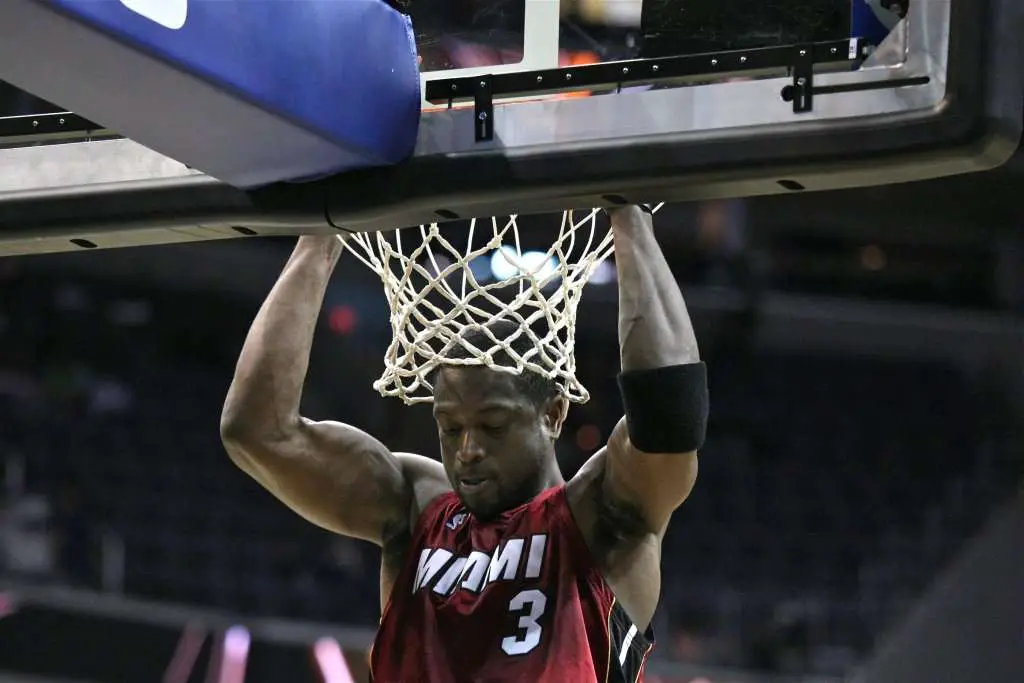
<box><xmin>412</xmin><ymin>489</ymin><xmax>462</xmax><ymax>538</ymax></box>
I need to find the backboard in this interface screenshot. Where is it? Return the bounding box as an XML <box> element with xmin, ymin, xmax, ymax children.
<box><xmin>0</xmin><ymin>0</ymin><xmax>1021</xmax><ymax>256</ymax></box>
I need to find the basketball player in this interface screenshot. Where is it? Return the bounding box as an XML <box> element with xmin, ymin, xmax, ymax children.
<box><xmin>220</xmin><ymin>205</ymin><xmax>708</xmax><ymax>682</ymax></box>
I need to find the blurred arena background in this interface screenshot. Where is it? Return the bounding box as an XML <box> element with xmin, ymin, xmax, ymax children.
<box><xmin>1</xmin><ymin>174</ymin><xmax>1021</xmax><ymax>682</ymax></box>
<box><xmin>1</xmin><ymin>1</ymin><xmax>1022</xmax><ymax>682</ymax></box>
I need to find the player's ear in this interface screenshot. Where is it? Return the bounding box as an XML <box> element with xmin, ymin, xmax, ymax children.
<box><xmin>542</xmin><ymin>395</ymin><xmax>569</xmax><ymax>441</ymax></box>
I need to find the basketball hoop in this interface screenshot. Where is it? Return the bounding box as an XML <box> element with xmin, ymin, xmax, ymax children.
<box><xmin>336</xmin><ymin>205</ymin><xmax>661</xmax><ymax>405</ymax></box>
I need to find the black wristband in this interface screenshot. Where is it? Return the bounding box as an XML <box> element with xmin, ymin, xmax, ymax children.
<box><xmin>617</xmin><ymin>362</ymin><xmax>709</xmax><ymax>453</ymax></box>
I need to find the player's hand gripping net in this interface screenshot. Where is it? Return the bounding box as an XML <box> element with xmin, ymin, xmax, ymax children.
<box><xmin>336</xmin><ymin>207</ymin><xmax>657</xmax><ymax>405</ymax></box>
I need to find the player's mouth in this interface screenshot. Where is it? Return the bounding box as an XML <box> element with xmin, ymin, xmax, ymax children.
<box><xmin>458</xmin><ymin>476</ymin><xmax>490</xmax><ymax>493</ymax></box>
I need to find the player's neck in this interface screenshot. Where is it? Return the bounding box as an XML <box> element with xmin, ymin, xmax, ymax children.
<box><xmin>537</xmin><ymin>459</ymin><xmax>565</xmax><ymax>492</ymax></box>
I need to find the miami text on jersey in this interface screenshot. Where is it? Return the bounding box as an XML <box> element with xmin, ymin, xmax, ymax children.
<box><xmin>412</xmin><ymin>534</ymin><xmax>548</xmax><ymax>597</ymax></box>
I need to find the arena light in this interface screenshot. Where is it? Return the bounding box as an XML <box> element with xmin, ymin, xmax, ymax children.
<box><xmin>0</xmin><ymin>593</ymin><xmax>15</xmax><ymax>620</ymax></box>
<box><xmin>489</xmin><ymin>246</ymin><xmax>558</xmax><ymax>282</ymax></box>
<box><xmin>328</xmin><ymin>305</ymin><xmax>358</xmax><ymax>335</ymax></box>
<box><xmin>161</xmin><ymin>622</ymin><xmax>206</xmax><ymax>683</ymax></box>
<box><xmin>312</xmin><ymin>637</ymin><xmax>356</xmax><ymax>683</ymax></box>
<box><xmin>216</xmin><ymin>625</ymin><xmax>250</xmax><ymax>683</ymax></box>
<box><xmin>575</xmin><ymin>424</ymin><xmax>602</xmax><ymax>451</ymax></box>
<box><xmin>587</xmin><ymin>260</ymin><xmax>616</xmax><ymax>286</ymax></box>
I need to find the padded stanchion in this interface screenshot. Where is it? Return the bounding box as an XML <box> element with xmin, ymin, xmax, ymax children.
<box><xmin>0</xmin><ymin>0</ymin><xmax>422</xmax><ymax>188</ymax></box>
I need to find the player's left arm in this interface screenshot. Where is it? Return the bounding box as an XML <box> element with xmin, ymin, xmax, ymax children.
<box><xmin>600</xmin><ymin>204</ymin><xmax>708</xmax><ymax>535</ymax></box>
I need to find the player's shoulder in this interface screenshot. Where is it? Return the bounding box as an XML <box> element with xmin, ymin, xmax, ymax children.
<box><xmin>394</xmin><ymin>451</ymin><xmax>452</xmax><ymax>522</ymax></box>
<box><xmin>565</xmin><ymin>446</ymin><xmax>609</xmax><ymax>504</ymax></box>
<box><xmin>394</xmin><ymin>451</ymin><xmax>446</xmax><ymax>480</ymax></box>
<box><xmin>562</xmin><ymin>447</ymin><xmax>610</xmax><ymax>534</ymax></box>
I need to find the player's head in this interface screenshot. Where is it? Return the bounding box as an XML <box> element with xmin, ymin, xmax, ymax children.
<box><xmin>431</xmin><ymin>321</ymin><xmax>569</xmax><ymax>518</ymax></box>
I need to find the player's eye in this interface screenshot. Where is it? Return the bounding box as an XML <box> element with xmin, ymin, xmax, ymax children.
<box><xmin>439</xmin><ymin>424</ymin><xmax>462</xmax><ymax>437</ymax></box>
<box><xmin>482</xmin><ymin>423</ymin><xmax>508</xmax><ymax>437</ymax></box>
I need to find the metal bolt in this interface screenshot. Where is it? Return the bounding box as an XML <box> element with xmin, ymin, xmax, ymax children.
<box><xmin>740</xmin><ymin>56</ymin><xmax>747</xmax><ymax>63</ymax></box>
<box><xmin>566</xmin><ymin>73</ymin><xmax>573</xmax><ymax>81</ymax></box>
<box><xmin>478</xmin><ymin>111</ymin><xmax>488</xmax><ymax>120</ymax></box>
<box><xmin>622</xmin><ymin>67</ymin><xmax>629</xmax><ymax>75</ymax></box>
<box><xmin>451</xmin><ymin>84</ymin><xmax>457</xmax><ymax>91</ymax></box>
<box><xmin>536</xmin><ymin>75</ymin><xmax>543</xmax><ymax>83</ymax></box>
<box><xmin>711</xmin><ymin>58</ymin><xmax>718</xmax><ymax>66</ymax></box>
<box><xmin>479</xmin><ymin>80</ymin><xmax>486</xmax><ymax>88</ymax></box>
<box><xmin>799</xmin><ymin>49</ymin><xmax>807</xmax><ymax>56</ymax></box>
<box><xmin>652</xmin><ymin>64</ymin><xmax>659</xmax><ymax>73</ymax></box>
<box><xmin>59</xmin><ymin>118</ymin><xmax>65</xmax><ymax>125</ymax></box>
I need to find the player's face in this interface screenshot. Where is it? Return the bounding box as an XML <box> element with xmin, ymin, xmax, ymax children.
<box><xmin>433</xmin><ymin>367</ymin><xmax>563</xmax><ymax>519</ymax></box>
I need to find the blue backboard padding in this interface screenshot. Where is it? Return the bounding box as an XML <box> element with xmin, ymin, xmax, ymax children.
<box><xmin>26</xmin><ymin>0</ymin><xmax>421</xmax><ymax>186</ymax></box>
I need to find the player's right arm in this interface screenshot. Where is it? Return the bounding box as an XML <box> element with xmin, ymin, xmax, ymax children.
<box><xmin>219</xmin><ymin>236</ymin><xmax>446</xmax><ymax>546</ymax></box>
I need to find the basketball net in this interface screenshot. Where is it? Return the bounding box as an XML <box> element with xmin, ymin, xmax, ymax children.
<box><xmin>336</xmin><ymin>205</ymin><xmax>661</xmax><ymax>405</ymax></box>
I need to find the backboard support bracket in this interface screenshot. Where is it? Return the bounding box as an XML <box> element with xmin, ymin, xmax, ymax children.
<box><xmin>788</xmin><ymin>74</ymin><xmax>934</xmax><ymax>110</ymax></box>
<box><xmin>791</xmin><ymin>45</ymin><xmax>815</xmax><ymax>113</ymax></box>
<box><xmin>473</xmin><ymin>77</ymin><xmax>494</xmax><ymax>143</ymax></box>
<box><xmin>782</xmin><ymin>40</ymin><xmax>934</xmax><ymax>115</ymax></box>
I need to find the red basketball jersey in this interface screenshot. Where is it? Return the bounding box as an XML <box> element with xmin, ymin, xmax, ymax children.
<box><xmin>370</xmin><ymin>485</ymin><xmax>654</xmax><ymax>683</ymax></box>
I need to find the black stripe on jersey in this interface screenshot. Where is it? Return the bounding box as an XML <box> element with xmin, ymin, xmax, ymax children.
<box><xmin>605</xmin><ymin>600</ymin><xmax>655</xmax><ymax>683</ymax></box>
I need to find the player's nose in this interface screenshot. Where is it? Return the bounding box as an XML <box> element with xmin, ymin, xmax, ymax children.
<box><xmin>456</xmin><ymin>429</ymin><xmax>486</xmax><ymax>463</ymax></box>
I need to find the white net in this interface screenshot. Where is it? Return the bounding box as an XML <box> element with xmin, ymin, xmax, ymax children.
<box><xmin>336</xmin><ymin>206</ymin><xmax>657</xmax><ymax>405</ymax></box>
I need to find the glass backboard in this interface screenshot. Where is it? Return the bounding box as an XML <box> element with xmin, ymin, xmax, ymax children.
<box><xmin>329</xmin><ymin>0</ymin><xmax>1019</xmax><ymax>232</ymax></box>
<box><xmin>0</xmin><ymin>0</ymin><xmax>1019</xmax><ymax>257</ymax></box>
<box><xmin>407</xmin><ymin>0</ymin><xmax>863</xmax><ymax>69</ymax></box>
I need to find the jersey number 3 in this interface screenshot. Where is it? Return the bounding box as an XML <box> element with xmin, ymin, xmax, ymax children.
<box><xmin>501</xmin><ymin>589</ymin><xmax>548</xmax><ymax>655</ymax></box>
